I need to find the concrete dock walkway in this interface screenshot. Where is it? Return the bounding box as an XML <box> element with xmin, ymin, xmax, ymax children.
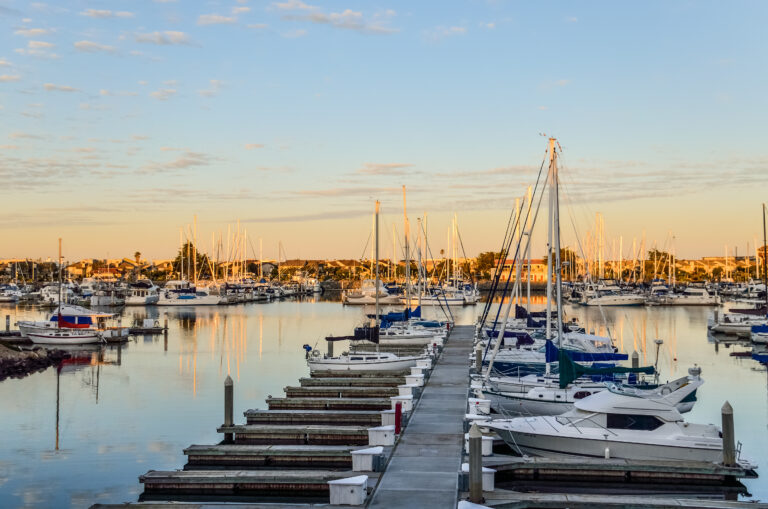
<box><xmin>368</xmin><ymin>324</ymin><xmax>474</xmax><ymax>508</ymax></box>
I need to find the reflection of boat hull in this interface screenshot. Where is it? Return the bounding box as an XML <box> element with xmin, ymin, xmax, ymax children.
<box><xmin>28</xmin><ymin>330</ymin><xmax>102</xmax><ymax>345</ymax></box>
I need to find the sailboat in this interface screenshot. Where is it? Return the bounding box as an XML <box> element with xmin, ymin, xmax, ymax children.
<box><xmin>307</xmin><ymin>200</ymin><xmax>424</xmax><ymax>372</ymax></box>
<box><xmin>26</xmin><ymin>240</ymin><xmax>104</xmax><ymax>345</ymax></box>
<box><xmin>482</xmin><ymin>138</ymin><xmax>734</xmax><ymax>464</ymax></box>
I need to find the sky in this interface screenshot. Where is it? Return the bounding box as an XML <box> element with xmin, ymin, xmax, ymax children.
<box><xmin>1</xmin><ymin>0</ymin><xmax>767</xmax><ymax>262</ymax></box>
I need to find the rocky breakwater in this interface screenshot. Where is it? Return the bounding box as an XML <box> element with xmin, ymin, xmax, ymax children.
<box><xmin>0</xmin><ymin>344</ymin><xmax>70</xmax><ymax>381</ymax></box>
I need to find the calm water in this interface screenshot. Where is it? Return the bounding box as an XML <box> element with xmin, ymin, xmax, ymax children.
<box><xmin>0</xmin><ymin>296</ymin><xmax>766</xmax><ymax>507</ymax></box>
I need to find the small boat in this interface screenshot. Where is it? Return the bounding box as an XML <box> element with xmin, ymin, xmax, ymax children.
<box><xmin>307</xmin><ymin>351</ymin><xmax>421</xmax><ymax>372</ymax></box>
<box><xmin>27</xmin><ymin>328</ymin><xmax>103</xmax><ymax>345</ymax></box>
<box><xmin>709</xmin><ymin>312</ymin><xmax>767</xmax><ymax>336</ymax></box>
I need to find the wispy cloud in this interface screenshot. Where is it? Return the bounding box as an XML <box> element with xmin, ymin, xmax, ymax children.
<box><xmin>198</xmin><ymin>79</ymin><xmax>223</xmax><ymax>97</ymax></box>
<box><xmin>244</xmin><ymin>143</ymin><xmax>265</xmax><ymax>150</ymax></box>
<box><xmin>198</xmin><ymin>14</ymin><xmax>237</xmax><ymax>26</ymax></box>
<box><xmin>233</xmin><ymin>6</ymin><xmax>251</xmax><ymax>14</ymax></box>
<box><xmin>149</xmin><ymin>88</ymin><xmax>177</xmax><ymax>100</ymax></box>
<box><xmin>297</xmin><ymin>186</ymin><xmax>401</xmax><ymax>197</ymax></box>
<box><xmin>43</xmin><ymin>83</ymin><xmax>78</xmax><ymax>92</ymax></box>
<box><xmin>14</xmin><ymin>28</ymin><xmax>51</xmax><ymax>37</ymax></box>
<box><xmin>140</xmin><ymin>151</ymin><xmax>214</xmax><ymax>174</ymax></box>
<box><xmin>0</xmin><ymin>75</ymin><xmax>21</xmax><ymax>82</ymax></box>
<box><xmin>425</xmin><ymin>26</ymin><xmax>466</xmax><ymax>41</ymax></box>
<box><xmin>276</xmin><ymin>2</ymin><xmax>398</xmax><ymax>34</ymax></box>
<box><xmin>135</xmin><ymin>31</ymin><xmax>190</xmax><ymax>45</ymax></box>
<box><xmin>81</xmin><ymin>9</ymin><xmax>134</xmax><ymax>19</ymax></box>
<box><xmin>246</xmin><ymin>209</ymin><xmax>370</xmax><ymax>223</ymax></box>
<box><xmin>283</xmin><ymin>29</ymin><xmax>307</xmax><ymax>38</ymax></box>
<box><xmin>28</xmin><ymin>40</ymin><xmax>54</xmax><ymax>49</ymax></box>
<box><xmin>356</xmin><ymin>162</ymin><xmax>414</xmax><ymax>176</ymax></box>
<box><xmin>0</xmin><ymin>58</ymin><xmax>11</xmax><ymax>66</ymax></box>
<box><xmin>74</xmin><ymin>40</ymin><xmax>116</xmax><ymax>53</ymax></box>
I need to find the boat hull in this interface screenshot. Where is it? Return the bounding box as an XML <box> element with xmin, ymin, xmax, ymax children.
<box><xmin>493</xmin><ymin>425</ymin><xmax>721</xmax><ymax>462</ymax></box>
<box><xmin>308</xmin><ymin>357</ymin><xmax>420</xmax><ymax>372</ymax></box>
<box><xmin>27</xmin><ymin>331</ymin><xmax>102</xmax><ymax>345</ymax></box>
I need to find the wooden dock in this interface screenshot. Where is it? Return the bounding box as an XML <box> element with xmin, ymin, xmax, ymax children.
<box><xmin>367</xmin><ymin>324</ymin><xmax>475</xmax><ymax>508</ymax></box>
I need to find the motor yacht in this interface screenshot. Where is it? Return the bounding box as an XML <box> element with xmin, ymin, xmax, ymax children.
<box><xmin>483</xmin><ymin>377</ymin><xmax>732</xmax><ymax>463</ymax></box>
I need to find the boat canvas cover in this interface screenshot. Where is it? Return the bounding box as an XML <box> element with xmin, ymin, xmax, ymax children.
<box><xmin>556</xmin><ymin>344</ymin><xmax>654</xmax><ymax>388</ymax></box>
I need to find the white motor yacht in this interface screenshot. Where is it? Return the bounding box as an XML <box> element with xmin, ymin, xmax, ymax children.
<box><xmin>342</xmin><ymin>279</ymin><xmax>400</xmax><ymax>305</ymax></box>
<box><xmin>157</xmin><ymin>280</ymin><xmax>220</xmax><ymax>306</ymax></box>
<box><xmin>125</xmin><ymin>279</ymin><xmax>160</xmax><ymax>305</ymax></box>
<box><xmin>659</xmin><ymin>287</ymin><xmax>720</xmax><ymax>306</ymax></box>
<box><xmin>483</xmin><ymin>381</ymin><xmax>730</xmax><ymax>463</ymax></box>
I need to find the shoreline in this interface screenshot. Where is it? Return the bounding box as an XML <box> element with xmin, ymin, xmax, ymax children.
<box><xmin>0</xmin><ymin>344</ymin><xmax>70</xmax><ymax>382</ymax></box>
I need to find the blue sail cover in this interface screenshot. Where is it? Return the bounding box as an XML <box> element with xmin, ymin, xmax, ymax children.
<box><xmin>545</xmin><ymin>340</ymin><xmax>628</xmax><ymax>363</ymax></box>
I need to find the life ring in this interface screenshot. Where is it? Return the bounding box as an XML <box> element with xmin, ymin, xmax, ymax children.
<box><xmin>154</xmin><ymin>320</ymin><xmax>160</xmax><ymax>328</ymax></box>
<box><xmin>661</xmin><ymin>386</ymin><xmax>672</xmax><ymax>396</ymax></box>
<box><xmin>312</xmin><ymin>349</ymin><xmax>321</xmax><ymax>358</ymax></box>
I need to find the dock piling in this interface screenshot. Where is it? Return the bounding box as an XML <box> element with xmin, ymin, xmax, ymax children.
<box><xmin>721</xmin><ymin>401</ymin><xmax>735</xmax><ymax>466</ymax></box>
<box><xmin>224</xmin><ymin>376</ymin><xmax>234</xmax><ymax>444</ymax></box>
<box><xmin>327</xmin><ymin>340</ymin><xmax>334</xmax><ymax>358</ymax></box>
<box><xmin>5</xmin><ymin>315</ymin><xmax>9</xmax><ymax>332</ymax></box>
<box><xmin>475</xmin><ymin>348</ymin><xmax>482</xmax><ymax>373</ymax></box>
<box><xmin>394</xmin><ymin>402</ymin><xmax>402</xmax><ymax>435</ymax></box>
<box><xmin>631</xmin><ymin>350</ymin><xmax>639</xmax><ymax>369</ymax></box>
<box><xmin>469</xmin><ymin>422</ymin><xmax>483</xmax><ymax>503</ymax></box>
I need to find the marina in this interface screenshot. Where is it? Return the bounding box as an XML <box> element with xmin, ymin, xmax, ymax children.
<box><xmin>1</xmin><ymin>295</ymin><xmax>767</xmax><ymax>507</ymax></box>
<box><xmin>3</xmin><ymin>2</ymin><xmax>768</xmax><ymax>507</ymax></box>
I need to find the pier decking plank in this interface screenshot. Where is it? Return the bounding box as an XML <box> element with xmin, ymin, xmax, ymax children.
<box><xmin>367</xmin><ymin>324</ymin><xmax>474</xmax><ymax>509</ymax></box>
<box><xmin>244</xmin><ymin>409</ymin><xmax>384</xmax><ymax>426</ymax></box>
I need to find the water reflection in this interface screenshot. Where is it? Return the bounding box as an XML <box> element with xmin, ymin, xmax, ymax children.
<box><xmin>0</xmin><ymin>297</ymin><xmax>766</xmax><ymax>507</ymax></box>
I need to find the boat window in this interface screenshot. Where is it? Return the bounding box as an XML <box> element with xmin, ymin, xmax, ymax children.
<box><xmin>350</xmin><ymin>357</ymin><xmax>363</xmax><ymax>361</ymax></box>
<box><xmin>538</xmin><ymin>394</ymin><xmax>544</xmax><ymax>398</ymax></box>
<box><xmin>573</xmin><ymin>391</ymin><xmax>592</xmax><ymax>400</ymax></box>
<box><xmin>606</xmin><ymin>413</ymin><xmax>663</xmax><ymax>431</ymax></box>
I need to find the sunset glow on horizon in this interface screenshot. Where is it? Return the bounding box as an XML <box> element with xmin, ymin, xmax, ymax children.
<box><xmin>2</xmin><ymin>1</ymin><xmax>767</xmax><ymax>261</ymax></box>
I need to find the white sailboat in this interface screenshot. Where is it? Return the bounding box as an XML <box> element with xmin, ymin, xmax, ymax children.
<box><xmin>308</xmin><ymin>199</ymin><xmax>424</xmax><ymax>372</ymax></box>
<box><xmin>25</xmin><ymin>240</ymin><xmax>105</xmax><ymax>345</ymax></box>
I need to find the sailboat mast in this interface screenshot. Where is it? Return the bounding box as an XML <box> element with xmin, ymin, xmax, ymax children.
<box><xmin>526</xmin><ymin>185</ymin><xmax>532</xmax><ymax>313</ymax></box>
<box><xmin>375</xmin><ymin>200</ymin><xmax>380</xmax><ymax>355</ymax></box>
<box><xmin>545</xmin><ymin>138</ymin><xmax>554</xmax><ymax>342</ymax></box>
<box><xmin>552</xmin><ymin>139</ymin><xmax>564</xmax><ymax>347</ymax></box>
<box><xmin>763</xmin><ymin>203</ymin><xmax>767</xmax><ymax>308</ymax></box>
<box><xmin>402</xmin><ymin>186</ymin><xmax>410</xmax><ymax>309</ymax></box>
<box><xmin>193</xmin><ymin>215</ymin><xmax>197</xmax><ymax>286</ymax></box>
<box><xmin>57</xmin><ymin>238</ymin><xmax>62</xmax><ymax>326</ymax></box>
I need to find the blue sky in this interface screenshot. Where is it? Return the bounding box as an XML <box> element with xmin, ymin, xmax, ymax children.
<box><xmin>1</xmin><ymin>1</ymin><xmax>767</xmax><ymax>261</ymax></box>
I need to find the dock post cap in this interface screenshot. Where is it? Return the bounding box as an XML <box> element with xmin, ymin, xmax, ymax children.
<box><xmin>224</xmin><ymin>375</ymin><xmax>233</xmax><ymax>386</ymax></box>
<box><xmin>631</xmin><ymin>350</ymin><xmax>639</xmax><ymax>358</ymax></box>
<box><xmin>351</xmin><ymin>446</ymin><xmax>384</xmax><ymax>455</ymax></box>
<box><xmin>461</xmin><ymin>462</ymin><xmax>495</xmax><ymax>473</ymax></box>
<box><xmin>722</xmin><ymin>400</ymin><xmax>733</xmax><ymax>413</ymax></box>
<box><xmin>468</xmin><ymin>422</ymin><xmax>482</xmax><ymax>438</ymax></box>
<box><xmin>327</xmin><ymin>475</ymin><xmax>368</xmax><ymax>485</ymax></box>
